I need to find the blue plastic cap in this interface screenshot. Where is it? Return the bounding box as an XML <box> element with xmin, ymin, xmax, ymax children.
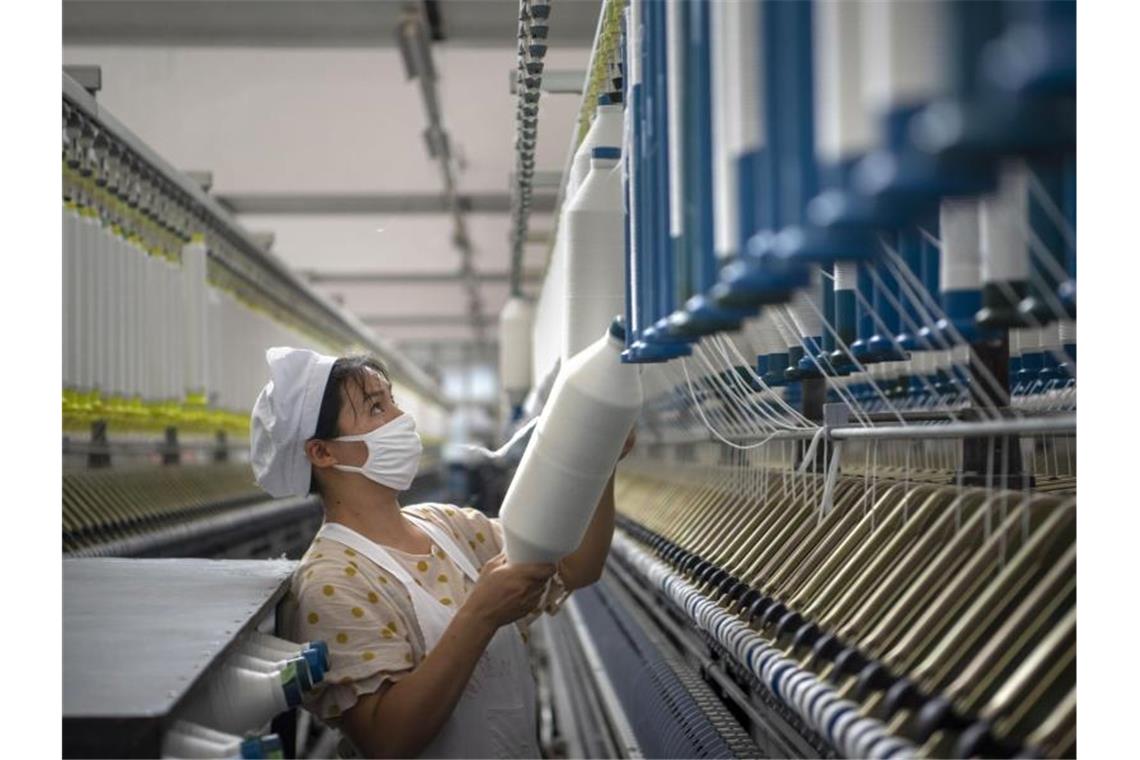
<box><xmin>300</xmin><ymin>648</ymin><xmax>325</xmax><ymax>683</ymax></box>
<box><xmin>593</xmin><ymin>146</ymin><xmax>621</xmax><ymax>160</ymax></box>
<box><xmin>307</xmin><ymin>640</ymin><xmax>330</xmax><ymax>668</ymax></box>
<box><xmin>609</xmin><ymin>316</ymin><xmax>626</xmax><ymax>341</ymax></box>
<box><xmin>240</xmin><ymin>738</ymin><xmax>265</xmax><ymax>759</ymax></box>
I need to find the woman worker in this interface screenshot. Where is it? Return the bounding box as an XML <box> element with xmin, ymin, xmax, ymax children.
<box><xmin>250</xmin><ymin>347</ymin><xmax>633</xmax><ymax>758</ymax></box>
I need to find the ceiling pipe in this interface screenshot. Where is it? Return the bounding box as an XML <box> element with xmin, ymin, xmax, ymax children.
<box><xmin>396</xmin><ymin>4</ymin><xmax>488</xmax><ymax>348</ymax></box>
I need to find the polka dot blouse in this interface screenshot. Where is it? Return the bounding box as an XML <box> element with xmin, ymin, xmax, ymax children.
<box><xmin>279</xmin><ymin>503</ymin><xmax>570</xmax><ymax>725</ymax></box>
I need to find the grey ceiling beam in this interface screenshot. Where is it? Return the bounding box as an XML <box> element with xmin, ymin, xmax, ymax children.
<box><xmin>63</xmin><ymin>1</ymin><xmax>601</xmax><ymax>48</ymax></box>
<box><xmin>216</xmin><ymin>192</ymin><xmax>556</xmax><ymax>215</ymax></box>
<box><xmin>361</xmin><ymin>315</ymin><xmax>496</xmax><ymax>327</ymax></box>
<box><xmin>309</xmin><ymin>270</ymin><xmax>508</xmax><ymax>285</ymax></box>
<box><xmin>304</xmin><ymin>269</ymin><xmax>543</xmax><ymax>285</ymax></box>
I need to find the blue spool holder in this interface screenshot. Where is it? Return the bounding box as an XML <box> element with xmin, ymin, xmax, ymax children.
<box><xmin>624</xmin><ymin>0</ymin><xmax>689</xmax><ymax>363</ymax></box>
<box><xmin>911</xmin><ymin>1</ymin><xmax>1074</xmax><ymax>181</ymax></box>
<box><xmin>672</xmin><ymin>0</ymin><xmax>756</xmax><ymax>338</ymax></box>
<box><xmin>839</xmin><ymin>3</ymin><xmax>1013</xmax><ymax>233</ymax></box>
<box><xmin>763</xmin><ymin>350</ymin><xmax>790</xmax><ymax>388</ymax></box>
<box><xmin>712</xmin><ymin>0</ymin><xmax>811</xmax><ymax>310</ymax></box>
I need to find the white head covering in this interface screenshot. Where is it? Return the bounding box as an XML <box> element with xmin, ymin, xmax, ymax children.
<box><xmin>250</xmin><ymin>347</ymin><xmax>338</xmax><ymax>498</ymax></box>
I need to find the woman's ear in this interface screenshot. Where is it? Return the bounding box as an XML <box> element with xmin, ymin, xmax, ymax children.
<box><xmin>305</xmin><ymin>439</ymin><xmax>338</xmax><ymax>469</ymax></box>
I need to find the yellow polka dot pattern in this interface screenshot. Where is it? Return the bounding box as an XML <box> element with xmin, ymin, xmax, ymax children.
<box><xmin>284</xmin><ymin>504</ymin><xmax>564</xmax><ymax>725</ymax></box>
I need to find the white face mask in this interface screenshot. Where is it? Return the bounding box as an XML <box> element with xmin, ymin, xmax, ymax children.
<box><xmin>333</xmin><ymin>413</ymin><xmax>423</xmax><ymax>492</ymax></box>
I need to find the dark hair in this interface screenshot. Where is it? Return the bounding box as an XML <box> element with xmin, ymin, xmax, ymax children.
<box><xmin>309</xmin><ymin>355</ymin><xmax>391</xmax><ymax>494</ymax></box>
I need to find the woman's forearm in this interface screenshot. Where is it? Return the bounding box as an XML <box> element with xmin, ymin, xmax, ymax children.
<box><xmin>561</xmin><ymin>471</ymin><xmax>616</xmax><ymax>589</ymax></box>
<box><xmin>354</xmin><ymin>607</ymin><xmax>497</xmax><ymax>758</ymax></box>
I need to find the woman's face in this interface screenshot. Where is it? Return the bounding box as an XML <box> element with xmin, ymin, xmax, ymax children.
<box><xmin>327</xmin><ymin>367</ymin><xmax>404</xmax><ymax>467</ymax></box>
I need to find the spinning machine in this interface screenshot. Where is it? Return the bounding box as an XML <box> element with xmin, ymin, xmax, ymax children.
<box><xmin>507</xmin><ymin>1</ymin><xmax>1076</xmax><ymax>757</ymax></box>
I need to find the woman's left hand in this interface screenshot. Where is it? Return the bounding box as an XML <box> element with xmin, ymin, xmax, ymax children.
<box><xmin>618</xmin><ymin>428</ymin><xmax>637</xmax><ymax>461</ymax></box>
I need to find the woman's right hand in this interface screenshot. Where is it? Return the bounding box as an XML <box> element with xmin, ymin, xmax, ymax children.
<box><xmin>464</xmin><ymin>554</ymin><xmax>556</xmax><ymax>629</ymax></box>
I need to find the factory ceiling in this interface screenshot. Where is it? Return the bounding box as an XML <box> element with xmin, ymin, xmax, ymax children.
<box><xmin>62</xmin><ymin>0</ymin><xmax>598</xmax><ymax>351</ymax></box>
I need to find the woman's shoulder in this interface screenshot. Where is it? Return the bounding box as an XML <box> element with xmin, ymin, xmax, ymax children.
<box><xmin>407</xmin><ymin>503</ymin><xmax>502</xmax><ymax>562</ymax></box>
<box><xmin>293</xmin><ymin>534</ymin><xmax>392</xmax><ymax>599</ymax></box>
<box><xmin>403</xmin><ymin>502</ymin><xmax>467</xmax><ymax>531</ymax></box>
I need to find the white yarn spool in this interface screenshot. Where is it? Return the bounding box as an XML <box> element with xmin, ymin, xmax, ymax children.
<box><xmin>144</xmin><ymin>248</ymin><xmax>162</xmax><ymax>403</ymax></box>
<box><xmin>980</xmin><ymin>162</ymin><xmax>1031</xmax><ymax>284</ymax></box>
<box><xmin>729</xmin><ymin>0</ymin><xmax>766</xmax><ymax>156</ymax></box>
<box><xmin>623</xmin><ymin>8</ymin><xmax>640</xmax><ymax>335</ymax></box>
<box><xmin>1058</xmin><ymin>320</ymin><xmax>1076</xmax><ymax>346</ymax></box>
<box><xmin>711</xmin><ymin>1</ymin><xmax>736</xmax><ymax>260</ymax></box>
<box><xmin>161</xmin><ymin>726</ymin><xmax>246</xmax><ymax>759</ymax></box>
<box><xmin>814</xmin><ymin>0</ymin><xmax>873</xmax><ymax>163</ymax></box>
<box><xmin>940</xmin><ymin>199</ymin><xmax>983</xmax><ymax>292</ymax></box>
<box><xmin>532</xmin><ymin>229</ymin><xmax>566</xmax><ymax>383</ymax></box>
<box><xmin>666</xmin><ymin>0</ymin><xmax>685</xmax><ymax>240</ymax></box>
<box><xmin>182</xmin><ymin>237</ymin><xmax>209</xmax><ymax>399</ymax></box>
<box><xmin>833</xmin><ymin>260</ymin><xmax>859</xmax><ymax>293</ymax></box>
<box><xmin>63</xmin><ymin>204</ymin><xmax>78</xmax><ymax>390</ymax></box>
<box><xmin>500</xmin><ymin>328</ymin><xmax>642</xmax><ymax>563</ymax></box>
<box><xmin>166</xmin><ymin>256</ymin><xmax>184</xmax><ymax>402</ymax></box>
<box><xmin>567</xmin><ymin>103</ymin><xmax>624</xmax><ymax>203</ymax></box>
<box><xmin>182</xmin><ymin>664</ymin><xmax>294</xmax><ymax>736</ymax></box>
<box><xmin>792</xmin><ymin>270</ymin><xmax>824</xmax><ymax>339</ymax></box>
<box><xmin>499</xmin><ymin>296</ymin><xmax>535</xmax><ymax>405</ymax></box>
<box><xmin>117</xmin><ymin>234</ymin><xmax>133</xmax><ymax>399</ymax></box>
<box><xmin>563</xmin><ymin>152</ymin><xmax>625</xmax><ymax>360</ymax></box>
<box><xmin>861</xmin><ymin>0</ymin><xmax>950</xmax><ymax>118</ymax></box>
<box><xmin>135</xmin><ymin>238</ymin><xmax>149</xmax><ymax>401</ymax></box>
<box><xmin>93</xmin><ymin>220</ymin><xmax>113</xmax><ymax>396</ymax></box>
<box><xmin>75</xmin><ymin>210</ymin><xmax>94</xmax><ymax>393</ymax></box>
<box><xmin>1009</xmin><ymin>328</ymin><xmax>1025</xmax><ymax>357</ymax></box>
<box><xmin>115</xmin><ymin>232</ymin><xmax>132</xmax><ymax>399</ymax></box>
<box><xmin>104</xmin><ymin>226</ymin><xmax>120</xmax><ymax>397</ymax></box>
